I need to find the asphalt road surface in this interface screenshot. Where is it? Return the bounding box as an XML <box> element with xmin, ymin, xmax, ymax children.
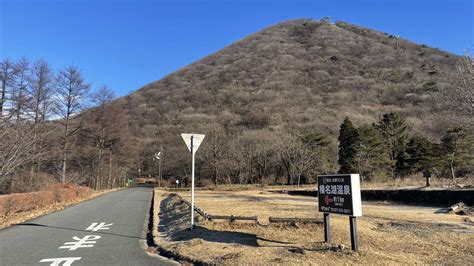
<box><xmin>0</xmin><ymin>187</ymin><xmax>178</xmax><ymax>266</ymax></box>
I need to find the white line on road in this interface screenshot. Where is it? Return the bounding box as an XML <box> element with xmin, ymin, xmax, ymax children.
<box><xmin>58</xmin><ymin>235</ymin><xmax>101</xmax><ymax>250</ymax></box>
<box><xmin>85</xmin><ymin>222</ymin><xmax>114</xmax><ymax>231</ymax></box>
<box><xmin>39</xmin><ymin>257</ymin><xmax>81</xmax><ymax>266</ymax></box>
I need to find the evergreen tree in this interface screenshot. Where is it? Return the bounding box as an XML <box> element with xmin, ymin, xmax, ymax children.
<box><xmin>441</xmin><ymin>128</ymin><xmax>473</xmax><ymax>180</ymax></box>
<box><xmin>406</xmin><ymin>137</ymin><xmax>435</xmax><ymax>172</ymax></box>
<box><xmin>354</xmin><ymin>125</ymin><xmax>391</xmax><ymax>179</ymax></box>
<box><xmin>406</xmin><ymin>136</ymin><xmax>436</xmax><ymax>185</ymax></box>
<box><xmin>338</xmin><ymin>117</ymin><xmax>359</xmax><ymax>174</ymax></box>
<box><xmin>301</xmin><ymin>131</ymin><xmax>330</xmax><ymax>149</ymax></box>
<box><xmin>301</xmin><ymin>130</ymin><xmax>332</xmax><ymax>174</ymax></box>
<box><xmin>376</xmin><ymin>112</ymin><xmax>409</xmax><ymax>176</ymax></box>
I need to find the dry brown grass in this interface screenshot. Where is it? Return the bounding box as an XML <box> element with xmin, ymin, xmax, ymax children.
<box><xmin>176</xmin><ymin>176</ymin><xmax>473</xmax><ymax>194</ymax></box>
<box><xmin>154</xmin><ymin>189</ymin><xmax>474</xmax><ymax>265</ymax></box>
<box><xmin>0</xmin><ymin>185</ymin><xmax>121</xmax><ymax>229</ymax></box>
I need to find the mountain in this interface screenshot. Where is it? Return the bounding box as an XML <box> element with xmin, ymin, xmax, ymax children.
<box><xmin>120</xmin><ymin>19</ymin><xmax>460</xmax><ymax>140</ymax></box>
<box><xmin>112</xmin><ymin>19</ymin><xmax>472</xmax><ymax>184</ymax></box>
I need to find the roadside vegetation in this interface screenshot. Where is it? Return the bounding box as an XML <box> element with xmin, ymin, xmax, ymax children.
<box><xmin>1</xmin><ymin>59</ymin><xmax>137</xmax><ymax>194</ymax></box>
<box><xmin>0</xmin><ymin>183</ymin><xmax>118</xmax><ymax>229</ymax></box>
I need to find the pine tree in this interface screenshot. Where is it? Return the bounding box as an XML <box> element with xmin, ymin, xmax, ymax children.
<box><xmin>406</xmin><ymin>136</ymin><xmax>436</xmax><ymax>186</ymax></box>
<box><xmin>376</xmin><ymin>112</ymin><xmax>409</xmax><ymax>176</ymax></box>
<box><xmin>354</xmin><ymin>125</ymin><xmax>391</xmax><ymax>179</ymax></box>
<box><xmin>441</xmin><ymin>128</ymin><xmax>473</xmax><ymax>180</ymax></box>
<box><xmin>338</xmin><ymin>117</ymin><xmax>359</xmax><ymax>174</ymax></box>
<box><xmin>406</xmin><ymin>137</ymin><xmax>434</xmax><ymax>172</ymax></box>
<box><xmin>301</xmin><ymin>131</ymin><xmax>332</xmax><ymax>174</ymax></box>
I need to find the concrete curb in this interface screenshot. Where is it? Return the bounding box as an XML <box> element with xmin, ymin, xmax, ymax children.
<box><xmin>140</xmin><ymin>188</ymin><xmax>180</xmax><ymax>266</ymax></box>
<box><xmin>152</xmin><ymin>190</ymin><xmax>207</xmax><ymax>265</ymax></box>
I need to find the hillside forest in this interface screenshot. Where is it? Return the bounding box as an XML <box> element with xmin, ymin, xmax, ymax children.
<box><xmin>0</xmin><ymin>20</ymin><xmax>472</xmax><ymax>193</ymax></box>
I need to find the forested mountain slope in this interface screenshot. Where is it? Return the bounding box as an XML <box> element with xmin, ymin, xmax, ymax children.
<box><xmin>117</xmin><ymin>19</ymin><xmax>468</xmax><ymax>182</ymax></box>
<box><xmin>122</xmin><ymin>19</ymin><xmax>459</xmax><ymax>137</ymax></box>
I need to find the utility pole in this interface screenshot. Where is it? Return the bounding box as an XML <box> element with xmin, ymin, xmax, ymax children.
<box><xmin>153</xmin><ymin>149</ymin><xmax>162</xmax><ymax>187</ymax></box>
<box><xmin>159</xmin><ymin>145</ymin><xmax>163</xmax><ymax>187</ymax></box>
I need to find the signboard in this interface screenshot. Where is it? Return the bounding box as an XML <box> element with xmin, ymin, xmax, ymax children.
<box><xmin>317</xmin><ymin>174</ymin><xmax>362</xmax><ymax>217</ymax></box>
<box><xmin>181</xmin><ymin>134</ymin><xmax>205</xmax><ymax>154</ymax></box>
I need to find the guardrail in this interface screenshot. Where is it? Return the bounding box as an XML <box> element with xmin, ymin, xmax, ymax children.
<box><xmin>208</xmin><ymin>215</ymin><xmax>258</xmax><ymax>222</ymax></box>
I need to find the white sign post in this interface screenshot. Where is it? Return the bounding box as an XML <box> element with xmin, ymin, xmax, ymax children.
<box><xmin>181</xmin><ymin>133</ymin><xmax>205</xmax><ymax>229</ymax></box>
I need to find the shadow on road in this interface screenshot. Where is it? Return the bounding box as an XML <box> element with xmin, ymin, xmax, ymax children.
<box><xmin>16</xmin><ymin>223</ymin><xmax>144</xmax><ymax>240</ymax></box>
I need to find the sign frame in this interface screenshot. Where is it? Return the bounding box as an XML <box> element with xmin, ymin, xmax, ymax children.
<box><xmin>317</xmin><ymin>174</ymin><xmax>362</xmax><ymax>251</ymax></box>
<box><xmin>317</xmin><ymin>174</ymin><xmax>362</xmax><ymax>217</ymax></box>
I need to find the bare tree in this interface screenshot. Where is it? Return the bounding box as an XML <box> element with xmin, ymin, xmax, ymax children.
<box><xmin>278</xmin><ymin>133</ymin><xmax>300</xmax><ymax>185</ymax></box>
<box><xmin>452</xmin><ymin>53</ymin><xmax>473</xmax><ymax>116</ymax></box>
<box><xmin>88</xmin><ymin>85</ymin><xmax>116</xmax><ymax>189</ymax></box>
<box><xmin>11</xmin><ymin>58</ymin><xmax>31</xmax><ymax>123</ymax></box>
<box><xmin>0</xmin><ymin>118</ymin><xmax>37</xmax><ymax>192</ymax></box>
<box><xmin>29</xmin><ymin>59</ymin><xmax>54</xmax><ymax>177</ymax></box>
<box><xmin>30</xmin><ymin>59</ymin><xmax>54</xmax><ymax>124</ymax></box>
<box><xmin>278</xmin><ymin>133</ymin><xmax>318</xmax><ymax>187</ymax></box>
<box><xmin>0</xmin><ymin>59</ymin><xmax>17</xmax><ymax>118</ymax></box>
<box><xmin>55</xmin><ymin>65</ymin><xmax>90</xmax><ymax>183</ymax></box>
<box><xmin>201</xmin><ymin>126</ymin><xmax>227</xmax><ymax>185</ymax></box>
<box><xmin>442</xmin><ymin>52</ymin><xmax>474</xmax><ymax>130</ymax></box>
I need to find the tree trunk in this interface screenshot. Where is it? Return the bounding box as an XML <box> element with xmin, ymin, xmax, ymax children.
<box><xmin>61</xmin><ymin>152</ymin><xmax>67</xmax><ymax>183</ymax></box>
<box><xmin>107</xmin><ymin>155</ymin><xmax>112</xmax><ymax>189</ymax></box>
<box><xmin>450</xmin><ymin>163</ymin><xmax>455</xmax><ymax>181</ymax></box>
<box><xmin>61</xmin><ymin>118</ymin><xmax>70</xmax><ymax>183</ymax></box>
<box><xmin>0</xmin><ymin>79</ymin><xmax>6</xmax><ymax>117</ymax></box>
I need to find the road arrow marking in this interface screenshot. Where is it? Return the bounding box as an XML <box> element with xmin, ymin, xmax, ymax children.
<box><xmin>39</xmin><ymin>257</ymin><xmax>81</xmax><ymax>266</ymax></box>
<box><xmin>59</xmin><ymin>235</ymin><xmax>101</xmax><ymax>250</ymax></box>
<box><xmin>85</xmin><ymin>222</ymin><xmax>113</xmax><ymax>232</ymax></box>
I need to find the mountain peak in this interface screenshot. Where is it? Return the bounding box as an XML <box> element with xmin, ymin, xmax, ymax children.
<box><xmin>121</xmin><ymin>19</ymin><xmax>459</xmax><ymax>140</ymax></box>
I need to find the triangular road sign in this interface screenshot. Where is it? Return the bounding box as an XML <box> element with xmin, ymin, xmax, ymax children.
<box><xmin>181</xmin><ymin>133</ymin><xmax>205</xmax><ymax>154</ymax></box>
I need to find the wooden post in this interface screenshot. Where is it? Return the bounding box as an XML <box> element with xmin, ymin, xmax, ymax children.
<box><xmin>324</xmin><ymin>213</ymin><xmax>331</xmax><ymax>244</ymax></box>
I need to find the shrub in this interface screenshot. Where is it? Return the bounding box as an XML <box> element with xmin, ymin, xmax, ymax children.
<box><xmin>0</xmin><ymin>184</ymin><xmax>91</xmax><ymax>217</ymax></box>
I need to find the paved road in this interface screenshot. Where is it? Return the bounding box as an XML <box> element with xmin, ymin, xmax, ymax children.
<box><xmin>0</xmin><ymin>187</ymin><xmax>178</xmax><ymax>266</ymax></box>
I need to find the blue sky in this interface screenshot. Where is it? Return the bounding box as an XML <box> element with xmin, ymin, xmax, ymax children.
<box><xmin>1</xmin><ymin>0</ymin><xmax>472</xmax><ymax>96</ymax></box>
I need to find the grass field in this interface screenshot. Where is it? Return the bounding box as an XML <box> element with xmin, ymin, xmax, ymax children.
<box><xmin>154</xmin><ymin>189</ymin><xmax>473</xmax><ymax>265</ymax></box>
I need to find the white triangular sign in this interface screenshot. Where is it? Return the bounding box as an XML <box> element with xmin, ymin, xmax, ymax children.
<box><xmin>181</xmin><ymin>133</ymin><xmax>205</xmax><ymax>154</ymax></box>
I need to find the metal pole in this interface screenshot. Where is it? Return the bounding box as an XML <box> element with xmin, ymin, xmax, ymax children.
<box><xmin>190</xmin><ymin>136</ymin><xmax>195</xmax><ymax>229</ymax></box>
<box><xmin>349</xmin><ymin>216</ymin><xmax>358</xmax><ymax>251</ymax></box>
<box><xmin>324</xmin><ymin>213</ymin><xmax>331</xmax><ymax>244</ymax></box>
<box><xmin>159</xmin><ymin>148</ymin><xmax>162</xmax><ymax>188</ymax></box>
<box><xmin>154</xmin><ymin>158</ymin><xmax>158</xmax><ymax>187</ymax></box>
